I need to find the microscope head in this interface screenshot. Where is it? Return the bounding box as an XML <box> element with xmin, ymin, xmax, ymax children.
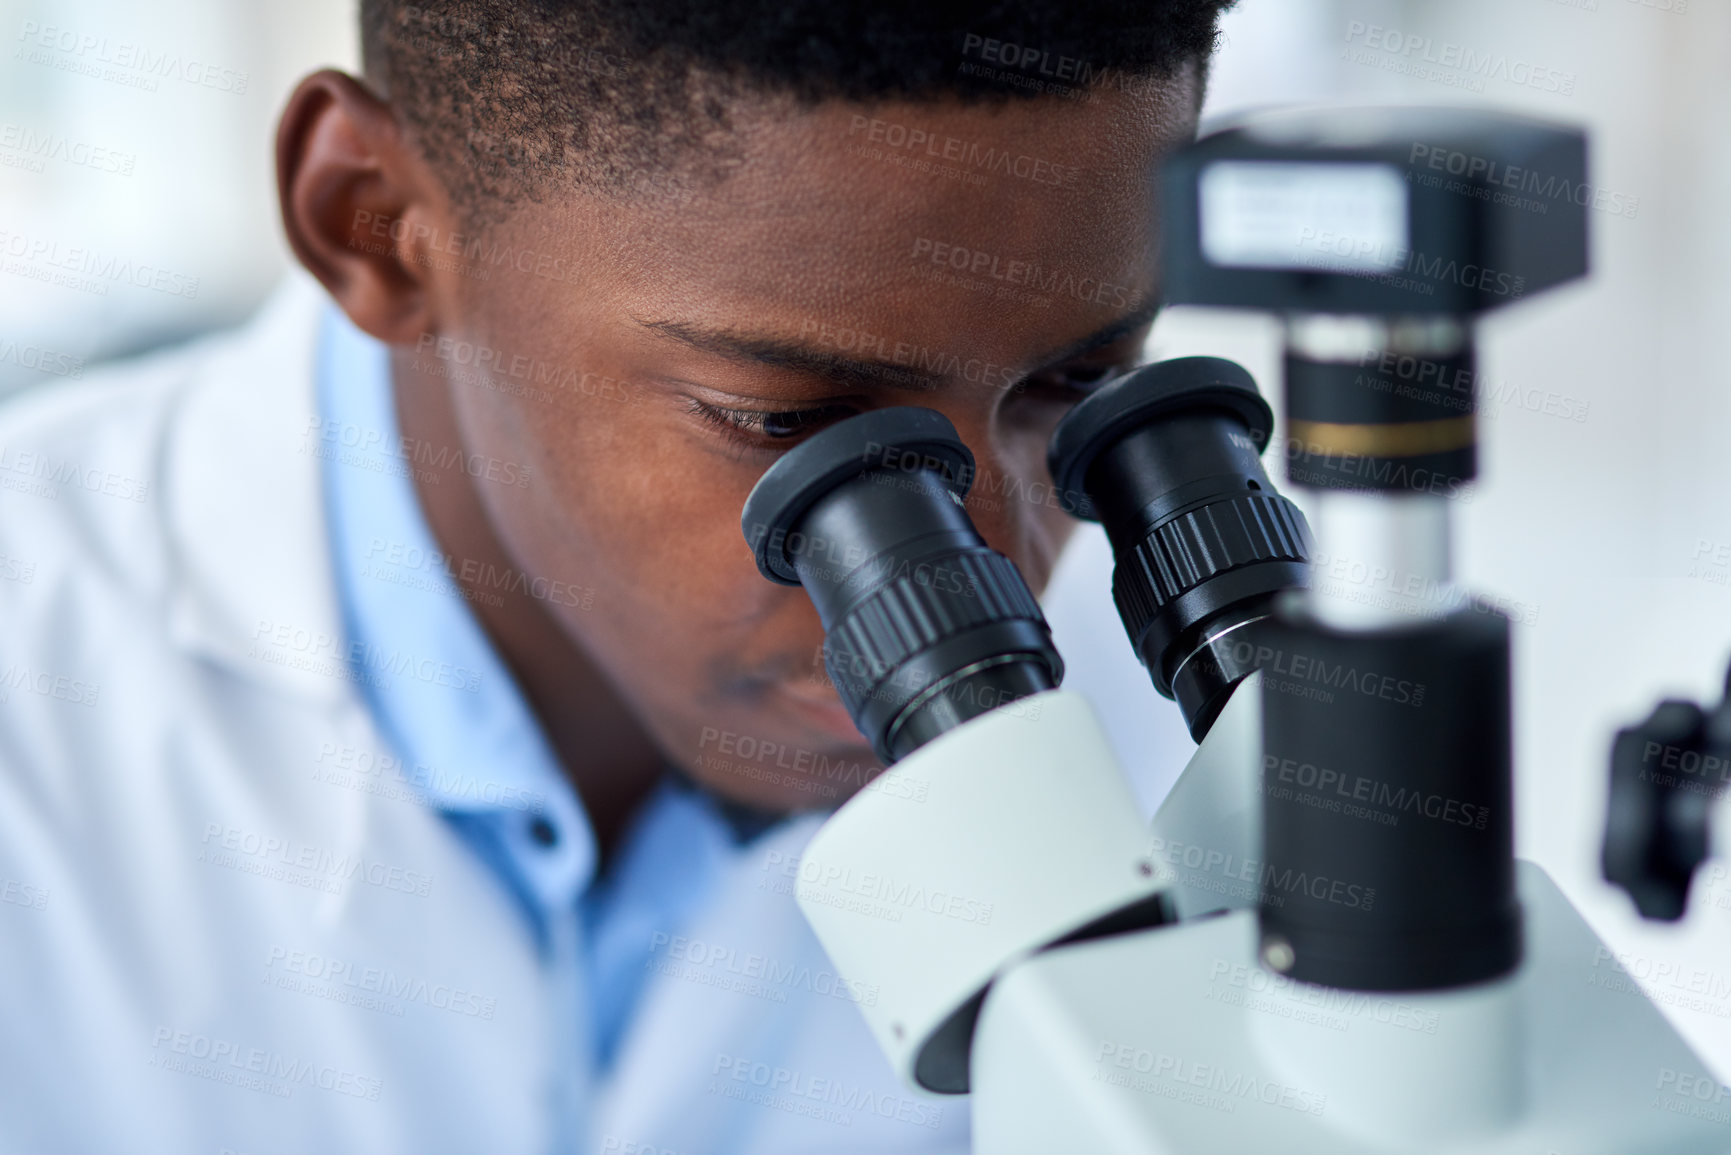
<box><xmin>1159</xmin><ymin>105</ymin><xmax>1590</xmax><ymax>318</ymax></box>
<box><xmin>1148</xmin><ymin>106</ymin><xmax>1594</xmax><ymax>993</ymax></box>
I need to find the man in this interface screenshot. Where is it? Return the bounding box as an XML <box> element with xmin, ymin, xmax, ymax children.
<box><xmin>0</xmin><ymin>1</ymin><xmax>1227</xmax><ymax>1151</ymax></box>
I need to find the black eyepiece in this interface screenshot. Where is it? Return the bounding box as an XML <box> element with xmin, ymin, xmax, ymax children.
<box><xmin>742</xmin><ymin>407</ymin><xmax>1063</xmax><ymax>764</ymax></box>
<box><xmin>1047</xmin><ymin>356</ymin><xmax>1312</xmax><ymax>741</ymax></box>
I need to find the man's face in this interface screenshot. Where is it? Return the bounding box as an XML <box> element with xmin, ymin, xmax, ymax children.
<box><xmin>408</xmin><ymin>79</ymin><xmax>1198</xmax><ymax>810</ymax></box>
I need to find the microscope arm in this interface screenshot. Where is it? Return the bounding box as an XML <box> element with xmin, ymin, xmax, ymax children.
<box><xmin>793</xmin><ymin>688</ymin><xmax>1177</xmax><ymax>1094</ymax></box>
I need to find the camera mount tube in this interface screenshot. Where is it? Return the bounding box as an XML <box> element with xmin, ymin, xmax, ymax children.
<box><xmin>1281</xmin><ymin>314</ymin><xmax>1477</xmax><ymax>497</ymax></box>
<box><xmin>1256</xmin><ymin>320</ymin><xmax>1520</xmax><ymax>991</ymax></box>
<box><xmin>1257</xmin><ymin>600</ymin><xmax>1520</xmax><ymax>990</ymax></box>
<box><xmin>1308</xmin><ymin>489</ymin><xmax>1454</xmax><ymax>630</ymax></box>
<box><xmin>741</xmin><ymin>407</ymin><xmax>1063</xmax><ymax>764</ymax></box>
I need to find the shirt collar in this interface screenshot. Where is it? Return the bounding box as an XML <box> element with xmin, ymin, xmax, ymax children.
<box><xmin>314</xmin><ymin>305</ymin><xmax>598</xmax><ymax>919</ymax></box>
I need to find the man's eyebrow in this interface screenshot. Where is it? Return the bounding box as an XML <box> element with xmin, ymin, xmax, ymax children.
<box><xmin>1025</xmin><ymin>296</ymin><xmax>1162</xmax><ymax>369</ymax></box>
<box><xmin>637</xmin><ymin>295</ymin><xmax>1161</xmax><ymax>392</ymax></box>
<box><xmin>637</xmin><ymin>317</ymin><xmax>948</xmax><ymax>391</ymax></box>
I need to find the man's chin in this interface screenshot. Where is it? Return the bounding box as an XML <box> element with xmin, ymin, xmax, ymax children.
<box><xmin>685</xmin><ymin>690</ymin><xmax>884</xmax><ymax>814</ymax></box>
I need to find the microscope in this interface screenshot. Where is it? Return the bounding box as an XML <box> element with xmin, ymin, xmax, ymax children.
<box><xmin>742</xmin><ymin>106</ymin><xmax>1731</xmax><ymax>1152</ymax></box>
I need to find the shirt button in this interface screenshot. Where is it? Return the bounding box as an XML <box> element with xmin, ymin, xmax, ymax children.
<box><xmin>528</xmin><ymin>817</ymin><xmax>559</xmax><ymax>848</ymax></box>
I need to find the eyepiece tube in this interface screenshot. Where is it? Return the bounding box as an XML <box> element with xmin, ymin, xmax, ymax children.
<box><xmin>742</xmin><ymin>407</ymin><xmax>1063</xmax><ymax>764</ymax></box>
<box><xmin>1048</xmin><ymin>357</ymin><xmax>1312</xmax><ymax>741</ymax></box>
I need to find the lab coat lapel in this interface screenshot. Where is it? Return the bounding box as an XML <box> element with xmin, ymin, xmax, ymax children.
<box><xmin>163</xmin><ymin>271</ymin><xmax>349</xmax><ymax>707</ymax></box>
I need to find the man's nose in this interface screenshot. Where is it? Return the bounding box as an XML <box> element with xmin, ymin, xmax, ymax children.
<box><xmin>933</xmin><ymin>410</ymin><xmax>1066</xmax><ymax>588</ymax></box>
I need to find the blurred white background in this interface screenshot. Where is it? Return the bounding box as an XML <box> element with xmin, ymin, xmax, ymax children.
<box><xmin>0</xmin><ymin>0</ymin><xmax>354</xmax><ymax>381</ymax></box>
<box><xmin>3</xmin><ymin>0</ymin><xmax>1729</xmax><ymax>1078</ymax></box>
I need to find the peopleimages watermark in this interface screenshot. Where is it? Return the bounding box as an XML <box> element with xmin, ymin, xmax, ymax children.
<box><xmin>1408</xmin><ymin>142</ymin><xmax>1638</xmax><ymax>220</ymax></box>
<box><xmin>808</xmin><ymin>642</ymin><xmax>1047</xmax><ymax>729</ymax></box>
<box><xmin>1267</xmin><ymin>433</ymin><xmax>1473</xmax><ymax>503</ymax></box>
<box><xmin>1590</xmin><ymin>946</ymin><xmax>1731</xmax><ymax>1020</ymax></box>
<box><xmin>1201</xmin><ymin>638</ymin><xmax>1427</xmax><ymax>709</ymax></box>
<box><xmin>361</xmin><ymin>535</ymin><xmax>596</xmax><ymax>613</ymax></box>
<box><xmin>0</xmin><ymin>551</ymin><xmax>34</xmax><ymax>585</ymax></box>
<box><xmin>0</xmin><ymin>442</ymin><xmax>149</xmax><ymax>504</ymax></box>
<box><xmin>0</xmin><ymin>875</ymin><xmax>49</xmax><ymax>912</ymax></box>
<box><xmin>0</xmin><ymin>228</ymin><xmax>199</xmax><ymax>299</ymax></box>
<box><xmin>1291</xmin><ymin>228</ymin><xmax>1526</xmax><ymax>299</ymax></box>
<box><xmin>957</xmin><ymin>33</ymin><xmax>1166</xmax><ymax>102</ymax></box>
<box><xmin>313</xmin><ymin>741</ymin><xmax>548</xmax><ymax>814</ymax></box>
<box><xmin>149</xmin><ymin>1027</ymin><xmax>381</xmax><ymax>1101</ymax></box>
<box><xmin>263</xmin><ymin>944</ymin><xmax>498</xmax><ymax>1020</ymax></box>
<box><xmin>1206</xmin><ymin>958</ymin><xmax>1440</xmax><ymax>1035</ymax></box>
<box><xmin>348</xmin><ymin>209</ymin><xmax>586</xmax><ymax>286</ymax></box>
<box><xmin>794</xmin><ymin>317</ymin><xmax>1021</xmax><ymax>391</ymax></box>
<box><xmin>0</xmin><ymin>337</ymin><xmax>83</xmax><ymax>379</ymax></box>
<box><xmin>766</xmin><ymin>849</ymin><xmax>996</xmax><ymax>926</ymax></box>
<box><xmin>1262</xmin><ymin>754</ymin><xmax>1491</xmax><ymax>831</ymax></box>
<box><xmin>301</xmin><ymin>415</ymin><xmax>534</xmax><ymax>489</ymax></box>
<box><xmin>1620</xmin><ymin>734</ymin><xmax>1731</xmax><ymax>805</ymax></box>
<box><xmin>413</xmin><ymin>332</ymin><xmax>638</xmax><ymax>406</ymax></box>
<box><xmin>1342</xmin><ymin>22</ymin><xmax>1577</xmax><ymax>97</ymax></box>
<box><xmin>1347</xmin><ymin>347</ymin><xmax>1590</xmax><ymax>426</ymax></box>
<box><xmin>250</xmin><ymin>617</ymin><xmax>483</xmax><ymax>695</ymax></box>
<box><xmin>1654</xmin><ymin>1068</ymin><xmax>1731</xmax><ymax>1127</ymax></box>
<box><xmin>846</xmin><ymin>115</ymin><xmax>1080</xmax><ymax>188</ymax></box>
<box><xmin>1146</xmin><ymin>835</ymin><xmax>1377</xmax><ymax>913</ymax></box>
<box><xmin>697</xmin><ymin>728</ymin><xmax>926</xmax><ymax>803</ymax></box>
<box><xmin>1690</xmin><ymin>538</ymin><xmax>1731</xmax><ymax>590</ymax></box>
<box><xmin>0</xmin><ymin>121</ymin><xmax>134</xmax><ymax>177</ymax></box>
<box><xmin>198</xmin><ymin>823</ymin><xmax>435</xmax><ymax>898</ymax></box>
<box><xmin>710</xmin><ymin>1053</ymin><xmax>946</xmax><ymax>1130</ymax></box>
<box><xmin>0</xmin><ymin>663</ymin><xmax>100</xmax><ymax>708</ymax></box>
<box><xmin>1093</xmin><ymin>1041</ymin><xmax>1328</xmax><ymax>1117</ymax></box>
<box><xmin>910</xmin><ymin>236</ymin><xmax>1137</xmax><ymax>309</ymax></box>
<box><xmin>1694</xmin><ymin>865</ymin><xmax>1731</xmax><ymax>923</ymax></box>
<box><xmin>750</xmin><ymin>522</ymin><xmax>982</xmax><ymax>598</ymax></box>
<box><xmin>1308</xmin><ymin>548</ymin><xmax>1541</xmax><ymax>628</ymax></box>
<box><xmin>646</xmin><ymin>930</ymin><xmax>879</xmax><ymax>1007</ymax></box>
<box><xmin>16</xmin><ymin>21</ymin><xmax>249</xmax><ymax>95</ymax></box>
<box><xmin>833</xmin><ymin>433</ymin><xmax>1087</xmax><ymax>515</ymax></box>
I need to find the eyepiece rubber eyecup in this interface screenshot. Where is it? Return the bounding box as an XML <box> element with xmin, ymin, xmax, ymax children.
<box><xmin>741</xmin><ymin>407</ymin><xmax>976</xmax><ymax>584</ymax></box>
<box><xmin>1047</xmin><ymin>356</ymin><xmax>1274</xmax><ymax>520</ymax></box>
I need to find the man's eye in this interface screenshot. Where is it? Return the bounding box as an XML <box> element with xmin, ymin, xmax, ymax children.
<box><xmin>686</xmin><ymin>399</ymin><xmax>857</xmax><ymax>446</ymax></box>
<box><xmin>1053</xmin><ymin>364</ymin><xmax>1119</xmax><ymax>388</ymax></box>
<box><xmin>1019</xmin><ymin>362</ymin><xmax>1130</xmax><ymax>396</ymax></box>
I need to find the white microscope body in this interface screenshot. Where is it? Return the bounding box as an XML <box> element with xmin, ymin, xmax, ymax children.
<box><xmin>748</xmin><ymin>104</ymin><xmax>1731</xmax><ymax>1154</ymax></box>
<box><xmin>796</xmin><ymin>675</ymin><xmax>1731</xmax><ymax>1153</ymax></box>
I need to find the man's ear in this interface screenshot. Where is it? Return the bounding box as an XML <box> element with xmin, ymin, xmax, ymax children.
<box><xmin>275</xmin><ymin>69</ymin><xmax>450</xmax><ymax>345</ymax></box>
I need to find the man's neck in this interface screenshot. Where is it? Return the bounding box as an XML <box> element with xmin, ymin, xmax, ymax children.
<box><xmin>389</xmin><ymin>347</ymin><xmax>666</xmax><ymax>862</ymax></box>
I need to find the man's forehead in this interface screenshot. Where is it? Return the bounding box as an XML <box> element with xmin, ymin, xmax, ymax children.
<box><xmin>491</xmin><ymin>82</ymin><xmax>1193</xmax><ymax>380</ymax></box>
<box><xmin>585</xmin><ymin>81</ymin><xmax>1193</xmax><ymax>249</ymax></box>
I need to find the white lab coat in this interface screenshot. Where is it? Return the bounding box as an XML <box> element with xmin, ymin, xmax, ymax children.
<box><xmin>0</xmin><ymin>273</ymin><xmax>1189</xmax><ymax>1155</ymax></box>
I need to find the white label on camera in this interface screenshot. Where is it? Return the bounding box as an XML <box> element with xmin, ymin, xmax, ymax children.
<box><xmin>1199</xmin><ymin>161</ymin><xmax>1409</xmax><ymax>273</ymax></box>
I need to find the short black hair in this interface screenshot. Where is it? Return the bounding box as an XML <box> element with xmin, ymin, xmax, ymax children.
<box><xmin>361</xmin><ymin>0</ymin><xmax>1232</xmax><ymax>220</ymax></box>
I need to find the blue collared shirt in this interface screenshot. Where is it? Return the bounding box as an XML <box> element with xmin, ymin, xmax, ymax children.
<box><xmin>314</xmin><ymin>305</ymin><xmax>780</xmax><ymax>1078</ymax></box>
